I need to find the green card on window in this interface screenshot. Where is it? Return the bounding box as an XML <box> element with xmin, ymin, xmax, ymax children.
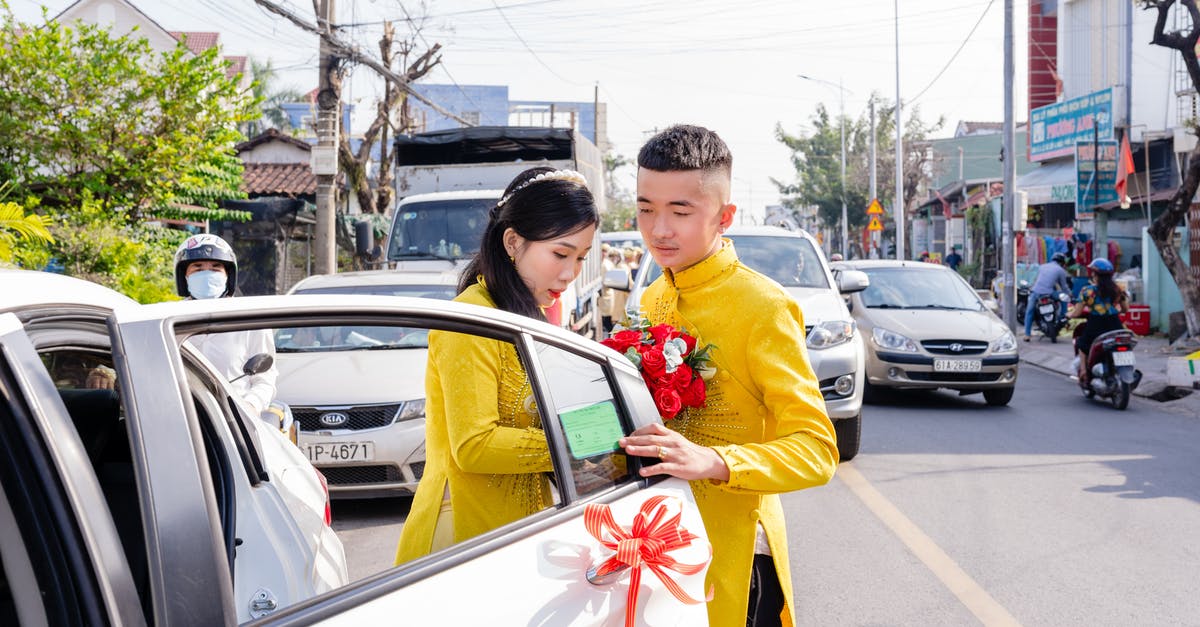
<box><xmin>559</xmin><ymin>401</ymin><xmax>624</xmax><ymax>459</ymax></box>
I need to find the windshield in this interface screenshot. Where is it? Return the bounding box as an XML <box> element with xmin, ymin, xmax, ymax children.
<box><xmin>275</xmin><ymin>324</ymin><xmax>432</xmax><ymax>352</ymax></box>
<box><xmin>641</xmin><ymin>234</ymin><xmax>829</xmax><ymax>289</ymax></box>
<box><xmin>859</xmin><ymin>267</ymin><xmax>983</xmax><ymax>310</ymax></box>
<box><xmin>387</xmin><ymin>198</ymin><xmax>493</xmax><ymax>261</ymax></box>
<box><xmin>292</xmin><ymin>284</ymin><xmax>457</xmax><ymax>299</ymax></box>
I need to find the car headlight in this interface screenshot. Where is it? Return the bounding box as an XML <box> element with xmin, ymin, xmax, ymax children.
<box><xmin>807</xmin><ymin>320</ymin><xmax>856</xmax><ymax>349</ymax></box>
<box><xmin>395</xmin><ymin>399</ymin><xmax>425</xmax><ymax>422</ymax></box>
<box><xmin>991</xmin><ymin>331</ymin><xmax>1017</xmax><ymax>354</ymax></box>
<box><xmin>871</xmin><ymin>326</ymin><xmax>918</xmax><ymax>352</ymax></box>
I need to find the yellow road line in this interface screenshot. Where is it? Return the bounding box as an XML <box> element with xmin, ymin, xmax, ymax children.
<box><xmin>837</xmin><ymin>464</ymin><xmax>1022</xmax><ymax>627</ymax></box>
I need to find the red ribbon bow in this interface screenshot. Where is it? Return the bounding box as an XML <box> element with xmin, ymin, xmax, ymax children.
<box><xmin>583</xmin><ymin>495</ymin><xmax>710</xmax><ymax>627</ymax></box>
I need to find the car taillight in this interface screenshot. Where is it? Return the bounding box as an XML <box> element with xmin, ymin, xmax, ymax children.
<box><xmin>1115</xmin><ymin>346</ymin><xmax>1130</xmax><ymax>352</ymax></box>
<box><xmin>316</xmin><ymin>470</ymin><xmax>331</xmax><ymax>526</ymax></box>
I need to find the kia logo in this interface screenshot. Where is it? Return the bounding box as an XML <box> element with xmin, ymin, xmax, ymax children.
<box><xmin>949</xmin><ymin>343</ymin><xmax>964</xmax><ymax>353</ymax></box>
<box><xmin>319</xmin><ymin>412</ymin><xmax>349</xmax><ymax>427</ymax></box>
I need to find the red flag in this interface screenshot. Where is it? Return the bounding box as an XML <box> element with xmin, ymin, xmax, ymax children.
<box><xmin>934</xmin><ymin>189</ymin><xmax>951</xmax><ymax>219</ymax></box>
<box><xmin>1116</xmin><ymin>134</ymin><xmax>1135</xmax><ymax>202</ymax></box>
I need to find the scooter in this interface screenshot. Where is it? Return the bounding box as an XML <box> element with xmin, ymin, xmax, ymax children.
<box><xmin>1033</xmin><ymin>292</ymin><xmax>1070</xmax><ymax>343</ymax></box>
<box><xmin>1073</xmin><ymin>323</ymin><xmax>1143</xmax><ymax>410</ymax></box>
<box><xmin>1014</xmin><ymin>279</ymin><xmax>1031</xmax><ymax>325</ymax></box>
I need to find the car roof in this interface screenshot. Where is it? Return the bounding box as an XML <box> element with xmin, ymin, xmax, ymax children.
<box><xmin>288</xmin><ymin>269</ymin><xmax>461</xmax><ymax>294</ymax></box>
<box><xmin>0</xmin><ymin>269</ymin><xmax>139</xmax><ymax>312</ymax></box>
<box><xmin>600</xmin><ymin>230</ymin><xmax>642</xmax><ymax>242</ymax></box>
<box><xmin>724</xmin><ymin>225</ymin><xmax>817</xmax><ymax>241</ymax></box>
<box><xmin>396</xmin><ymin>189</ymin><xmax>503</xmax><ymax>204</ymax></box>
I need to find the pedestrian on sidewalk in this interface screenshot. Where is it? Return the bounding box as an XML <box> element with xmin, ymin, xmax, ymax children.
<box><xmin>1025</xmin><ymin>252</ymin><xmax>1072</xmax><ymax>341</ymax></box>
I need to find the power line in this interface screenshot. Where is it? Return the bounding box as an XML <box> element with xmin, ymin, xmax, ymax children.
<box><xmin>907</xmin><ymin>0</ymin><xmax>996</xmax><ymax>106</ymax></box>
<box><xmin>489</xmin><ymin>0</ymin><xmax>582</xmax><ymax>86</ymax></box>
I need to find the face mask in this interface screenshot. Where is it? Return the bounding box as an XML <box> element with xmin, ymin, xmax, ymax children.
<box><xmin>187</xmin><ymin>270</ymin><xmax>227</xmax><ymax>299</ymax></box>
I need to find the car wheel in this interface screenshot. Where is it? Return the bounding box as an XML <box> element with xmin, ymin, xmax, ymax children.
<box><xmin>862</xmin><ymin>379</ymin><xmax>887</xmax><ymax>405</ymax></box>
<box><xmin>834</xmin><ymin>414</ymin><xmax>861</xmax><ymax>462</ymax></box>
<box><xmin>983</xmin><ymin>386</ymin><xmax>1014</xmax><ymax>406</ymax></box>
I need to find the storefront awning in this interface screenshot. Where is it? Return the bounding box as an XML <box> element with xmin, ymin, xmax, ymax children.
<box><xmin>1017</xmin><ymin>159</ymin><xmax>1076</xmax><ymax>205</ymax></box>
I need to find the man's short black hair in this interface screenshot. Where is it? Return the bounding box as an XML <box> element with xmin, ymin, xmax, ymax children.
<box><xmin>638</xmin><ymin>124</ymin><xmax>732</xmax><ymax>175</ymax></box>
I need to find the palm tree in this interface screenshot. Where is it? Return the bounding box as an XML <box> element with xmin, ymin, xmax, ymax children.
<box><xmin>242</xmin><ymin>58</ymin><xmax>304</xmax><ymax>137</ymax></box>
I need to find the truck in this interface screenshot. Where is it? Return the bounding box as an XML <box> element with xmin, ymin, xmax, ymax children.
<box><xmin>386</xmin><ymin>126</ymin><xmax>607</xmax><ymax>339</ymax></box>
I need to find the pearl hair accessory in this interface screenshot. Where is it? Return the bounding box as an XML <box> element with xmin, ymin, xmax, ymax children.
<box><xmin>496</xmin><ymin>169</ymin><xmax>589</xmax><ymax>207</ymax></box>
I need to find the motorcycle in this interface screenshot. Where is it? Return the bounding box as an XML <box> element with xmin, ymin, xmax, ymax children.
<box><xmin>1033</xmin><ymin>292</ymin><xmax>1070</xmax><ymax>343</ymax></box>
<box><xmin>1073</xmin><ymin>323</ymin><xmax>1143</xmax><ymax>410</ymax></box>
<box><xmin>1014</xmin><ymin>279</ymin><xmax>1031</xmax><ymax>325</ymax></box>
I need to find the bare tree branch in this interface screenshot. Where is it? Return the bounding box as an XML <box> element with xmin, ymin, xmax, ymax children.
<box><xmin>252</xmin><ymin>0</ymin><xmax>473</xmax><ymax>127</ymax></box>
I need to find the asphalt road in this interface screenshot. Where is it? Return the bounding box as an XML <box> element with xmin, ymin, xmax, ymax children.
<box><xmin>330</xmin><ymin>366</ymin><xmax>1200</xmax><ymax>624</ymax></box>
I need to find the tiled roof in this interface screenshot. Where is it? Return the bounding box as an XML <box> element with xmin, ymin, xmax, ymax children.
<box><xmin>236</xmin><ymin>128</ymin><xmax>313</xmax><ymax>153</ymax></box>
<box><xmin>241</xmin><ymin>163</ymin><xmax>316</xmax><ymax>196</ymax></box>
<box><xmin>224</xmin><ymin>55</ymin><xmax>246</xmax><ymax>79</ymax></box>
<box><xmin>169</xmin><ymin>31</ymin><xmax>220</xmax><ymax>55</ymax></box>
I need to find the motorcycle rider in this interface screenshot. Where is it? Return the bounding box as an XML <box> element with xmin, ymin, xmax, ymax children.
<box><xmin>175</xmin><ymin>234</ymin><xmax>278</xmax><ymax>416</ymax></box>
<box><xmin>1068</xmin><ymin>258</ymin><xmax>1129</xmax><ymax>380</ymax></box>
<box><xmin>1023</xmin><ymin>252</ymin><xmax>1072</xmax><ymax>341</ymax></box>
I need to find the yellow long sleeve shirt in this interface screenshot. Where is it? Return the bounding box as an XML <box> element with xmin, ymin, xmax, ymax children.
<box><xmin>394</xmin><ymin>282</ymin><xmax>553</xmax><ymax>565</ymax></box>
<box><xmin>640</xmin><ymin>240</ymin><xmax>838</xmax><ymax>626</ymax></box>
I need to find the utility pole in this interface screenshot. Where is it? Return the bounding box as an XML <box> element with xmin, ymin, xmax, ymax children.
<box><xmin>1001</xmin><ymin>0</ymin><xmax>1016</xmax><ymax>329</ymax></box>
<box><xmin>313</xmin><ymin>0</ymin><xmax>339</xmax><ymax>275</ymax></box>
<box><xmin>870</xmin><ymin>99</ymin><xmax>878</xmax><ymax>256</ymax></box>
<box><xmin>839</xmin><ymin>78</ymin><xmax>848</xmax><ymax>259</ymax></box>
<box><xmin>894</xmin><ymin>0</ymin><xmax>905</xmax><ymax>260</ymax></box>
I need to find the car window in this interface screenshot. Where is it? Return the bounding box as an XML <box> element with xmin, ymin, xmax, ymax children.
<box><xmin>275</xmin><ymin>325</ymin><xmax>431</xmax><ymax>351</ymax></box>
<box><xmin>859</xmin><ymin>267</ymin><xmax>984</xmax><ymax>310</ymax></box>
<box><xmin>532</xmin><ymin>339</ymin><xmax>633</xmax><ymax>498</ymax></box>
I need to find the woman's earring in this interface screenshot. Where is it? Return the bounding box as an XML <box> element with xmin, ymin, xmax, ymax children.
<box><xmin>509</xmin><ymin>255</ymin><xmax>516</xmax><ymax>266</ymax></box>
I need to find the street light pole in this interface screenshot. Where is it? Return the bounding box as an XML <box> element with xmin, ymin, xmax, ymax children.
<box><xmin>797</xmin><ymin>74</ymin><xmax>852</xmax><ymax>257</ymax></box>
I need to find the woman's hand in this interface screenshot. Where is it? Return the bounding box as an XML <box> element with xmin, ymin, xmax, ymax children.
<box><xmin>619</xmin><ymin>422</ymin><xmax>730</xmax><ymax>482</ymax></box>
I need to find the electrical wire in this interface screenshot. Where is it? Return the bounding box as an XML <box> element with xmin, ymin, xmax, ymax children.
<box><xmin>907</xmin><ymin>0</ymin><xmax>996</xmax><ymax>106</ymax></box>
<box><xmin>489</xmin><ymin>0</ymin><xmax>583</xmax><ymax>86</ymax></box>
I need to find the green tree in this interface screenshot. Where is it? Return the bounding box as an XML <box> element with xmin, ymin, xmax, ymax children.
<box><xmin>0</xmin><ymin>8</ymin><xmax>258</xmax><ymax>219</ymax></box>
<box><xmin>774</xmin><ymin>98</ymin><xmax>943</xmax><ymax>244</ymax></box>
<box><xmin>242</xmin><ymin>57</ymin><xmax>304</xmax><ymax>137</ymax></box>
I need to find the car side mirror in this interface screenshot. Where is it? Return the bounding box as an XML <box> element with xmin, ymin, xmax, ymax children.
<box><xmin>231</xmin><ymin>353</ymin><xmax>274</xmax><ymax>382</ymax></box>
<box><xmin>836</xmin><ymin>269</ymin><xmax>870</xmax><ymax>294</ymax></box>
<box><xmin>603</xmin><ymin>268</ymin><xmax>631</xmax><ymax>292</ymax></box>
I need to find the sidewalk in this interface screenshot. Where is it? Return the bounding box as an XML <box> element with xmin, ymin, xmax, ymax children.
<box><xmin>1018</xmin><ymin>330</ymin><xmax>1200</xmax><ymax>416</ymax></box>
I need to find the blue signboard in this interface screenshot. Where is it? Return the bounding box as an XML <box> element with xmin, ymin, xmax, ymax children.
<box><xmin>1075</xmin><ymin>139</ymin><xmax>1118</xmax><ymax>220</ymax></box>
<box><xmin>1030</xmin><ymin>88</ymin><xmax>1114</xmax><ymax>162</ymax></box>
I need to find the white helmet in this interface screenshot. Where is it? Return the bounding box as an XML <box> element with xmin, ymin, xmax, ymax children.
<box><xmin>174</xmin><ymin>234</ymin><xmax>237</xmax><ymax>297</ymax></box>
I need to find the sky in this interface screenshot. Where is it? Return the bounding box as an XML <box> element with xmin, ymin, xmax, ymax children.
<box><xmin>11</xmin><ymin>0</ymin><xmax>1029</xmax><ymax>225</ymax></box>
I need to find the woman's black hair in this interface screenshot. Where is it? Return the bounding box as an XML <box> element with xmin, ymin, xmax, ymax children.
<box><xmin>458</xmin><ymin>166</ymin><xmax>599</xmax><ymax>320</ymax></box>
<box><xmin>1094</xmin><ymin>271</ymin><xmax>1124</xmax><ymax>305</ymax></box>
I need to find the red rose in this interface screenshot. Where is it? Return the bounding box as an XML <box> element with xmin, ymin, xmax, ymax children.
<box><xmin>670</xmin><ymin>363</ymin><xmax>694</xmax><ymax>389</ymax></box>
<box><xmin>676</xmin><ymin>331</ymin><xmax>698</xmax><ymax>355</ymax></box>
<box><xmin>653</xmin><ymin>386</ymin><xmax>683</xmax><ymax>419</ymax></box>
<box><xmin>602</xmin><ymin>329</ymin><xmax>643</xmax><ymax>354</ymax></box>
<box><xmin>640</xmin><ymin>348</ymin><xmax>668</xmax><ymax>379</ymax></box>
<box><xmin>647</xmin><ymin>324</ymin><xmax>678</xmax><ymax>346</ymax></box>
<box><xmin>678</xmin><ymin>375</ymin><xmax>707</xmax><ymax>407</ymax></box>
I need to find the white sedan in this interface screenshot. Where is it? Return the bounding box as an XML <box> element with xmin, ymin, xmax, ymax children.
<box><xmin>0</xmin><ymin>270</ymin><xmax>711</xmax><ymax>626</ymax></box>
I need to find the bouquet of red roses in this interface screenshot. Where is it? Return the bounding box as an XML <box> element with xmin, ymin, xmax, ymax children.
<box><xmin>601</xmin><ymin>314</ymin><xmax>716</xmax><ymax>420</ymax></box>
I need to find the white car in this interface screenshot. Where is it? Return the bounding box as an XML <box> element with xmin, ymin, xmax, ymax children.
<box><xmin>280</xmin><ymin>270</ymin><xmax>458</xmax><ymax>498</ymax></box>
<box><xmin>1</xmin><ymin>269</ymin><xmax>711</xmax><ymax>625</ymax></box>
<box><xmin>0</xmin><ymin>269</ymin><xmax>347</xmax><ymax>625</ymax></box>
<box><xmin>621</xmin><ymin>225</ymin><xmax>870</xmax><ymax>460</ymax></box>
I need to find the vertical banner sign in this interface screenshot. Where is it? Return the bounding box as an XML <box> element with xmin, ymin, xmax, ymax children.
<box><xmin>1075</xmin><ymin>139</ymin><xmax>1118</xmax><ymax>220</ymax></box>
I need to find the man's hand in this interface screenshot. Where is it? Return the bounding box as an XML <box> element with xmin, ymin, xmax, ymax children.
<box><xmin>619</xmin><ymin>422</ymin><xmax>730</xmax><ymax>482</ymax></box>
<box><xmin>84</xmin><ymin>366</ymin><xmax>116</xmax><ymax>390</ymax></box>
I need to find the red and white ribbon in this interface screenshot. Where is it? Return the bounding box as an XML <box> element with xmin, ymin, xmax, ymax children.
<box><xmin>583</xmin><ymin>495</ymin><xmax>711</xmax><ymax>627</ymax></box>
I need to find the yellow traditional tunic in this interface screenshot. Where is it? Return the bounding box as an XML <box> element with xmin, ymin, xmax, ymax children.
<box><xmin>640</xmin><ymin>240</ymin><xmax>838</xmax><ymax>626</ymax></box>
<box><xmin>394</xmin><ymin>282</ymin><xmax>554</xmax><ymax>565</ymax></box>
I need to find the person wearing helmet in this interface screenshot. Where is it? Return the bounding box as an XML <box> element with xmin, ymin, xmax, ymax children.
<box><xmin>1068</xmin><ymin>257</ymin><xmax>1129</xmax><ymax>378</ymax></box>
<box><xmin>176</xmin><ymin>234</ymin><xmax>278</xmax><ymax>416</ymax></box>
<box><xmin>1024</xmin><ymin>252</ymin><xmax>1072</xmax><ymax>341</ymax></box>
